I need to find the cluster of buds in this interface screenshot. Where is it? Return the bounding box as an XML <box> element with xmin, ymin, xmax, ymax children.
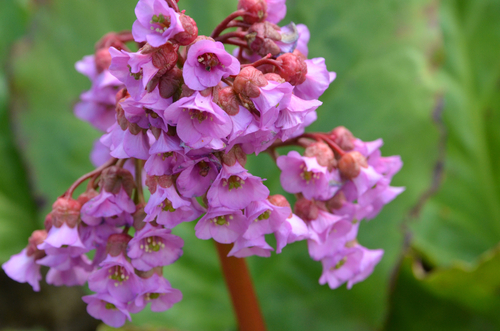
<box><xmin>2</xmin><ymin>0</ymin><xmax>403</xmax><ymax>327</ymax></box>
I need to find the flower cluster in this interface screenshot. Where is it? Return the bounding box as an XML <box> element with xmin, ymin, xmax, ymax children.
<box><xmin>2</xmin><ymin>0</ymin><xmax>403</xmax><ymax>327</ymax></box>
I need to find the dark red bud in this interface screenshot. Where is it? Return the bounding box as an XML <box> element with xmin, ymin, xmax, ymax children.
<box><xmin>238</xmin><ymin>0</ymin><xmax>268</xmax><ymax>24</ymax></box>
<box><xmin>158</xmin><ymin>66</ymin><xmax>183</xmax><ymax>99</ymax></box>
<box><xmin>51</xmin><ymin>197</ymin><xmax>82</xmax><ymax>228</ymax></box>
<box><xmin>106</xmin><ymin>233</ymin><xmax>132</xmax><ymax>257</ymax></box>
<box><xmin>294</xmin><ymin>198</ymin><xmax>318</xmax><ymax>222</ymax></box>
<box><xmin>222</xmin><ymin>145</ymin><xmax>247</xmax><ymax>167</ymax></box>
<box><xmin>338</xmin><ymin>151</ymin><xmax>367</xmax><ymax>179</ymax></box>
<box><xmin>151</xmin><ymin>43</ymin><xmax>179</xmax><ymax>72</ymax></box>
<box><xmin>173</xmin><ymin>14</ymin><xmax>198</xmax><ymax>46</ymax></box>
<box><xmin>246</xmin><ymin>22</ymin><xmax>281</xmax><ymax>57</ymax></box>
<box><xmin>276</xmin><ymin>52</ymin><xmax>308</xmax><ymax>86</ymax></box>
<box><xmin>330</xmin><ymin>126</ymin><xmax>355</xmax><ymax>151</ymax></box>
<box><xmin>101</xmin><ymin>166</ymin><xmax>135</xmax><ymax>197</ymax></box>
<box><xmin>325</xmin><ymin>191</ymin><xmax>346</xmax><ymax>211</ymax></box>
<box><xmin>133</xmin><ymin>204</ymin><xmax>147</xmax><ymax>231</ymax></box>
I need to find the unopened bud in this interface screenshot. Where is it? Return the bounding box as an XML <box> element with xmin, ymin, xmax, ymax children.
<box><xmin>216</xmin><ymin>86</ymin><xmax>240</xmax><ymax>115</ymax></box>
<box><xmin>44</xmin><ymin>213</ymin><xmax>53</xmax><ymax>232</ymax></box>
<box><xmin>106</xmin><ymin>233</ymin><xmax>132</xmax><ymax>257</ymax></box>
<box><xmin>222</xmin><ymin>145</ymin><xmax>247</xmax><ymax>167</ymax></box>
<box><xmin>95</xmin><ymin>48</ymin><xmax>112</xmax><ymax>73</ymax></box>
<box><xmin>325</xmin><ymin>191</ymin><xmax>346</xmax><ymax>211</ymax></box>
<box><xmin>238</xmin><ymin>0</ymin><xmax>268</xmax><ymax>24</ymax></box>
<box><xmin>305</xmin><ymin>141</ymin><xmax>335</xmax><ymax>168</ymax></box>
<box><xmin>264</xmin><ymin>72</ymin><xmax>284</xmax><ymax>83</ymax></box>
<box><xmin>101</xmin><ymin>166</ymin><xmax>135</xmax><ymax>197</ymax></box>
<box><xmin>246</xmin><ymin>22</ymin><xmax>281</xmax><ymax>57</ymax></box>
<box><xmin>77</xmin><ymin>189</ymin><xmax>99</xmax><ymax>206</ymax></box>
<box><xmin>276</xmin><ymin>52</ymin><xmax>307</xmax><ymax>85</ymax></box>
<box><xmin>145</xmin><ymin>174</ymin><xmax>174</xmax><ymax>194</ymax></box>
<box><xmin>233</xmin><ymin>66</ymin><xmax>268</xmax><ymax>98</ymax></box>
<box><xmin>151</xmin><ymin>42</ymin><xmax>179</xmax><ymax>72</ymax></box>
<box><xmin>51</xmin><ymin>197</ymin><xmax>82</xmax><ymax>228</ymax></box>
<box><xmin>294</xmin><ymin>197</ymin><xmax>318</xmax><ymax>221</ymax></box>
<box><xmin>173</xmin><ymin>14</ymin><xmax>198</xmax><ymax>46</ymax></box>
<box><xmin>27</xmin><ymin>230</ymin><xmax>48</xmax><ymax>259</ymax></box>
<box><xmin>330</xmin><ymin>126</ymin><xmax>355</xmax><ymax>151</ymax></box>
<box><xmin>338</xmin><ymin>151</ymin><xmax>367</xmax><ymax>179</ymax></box>
<box><xmin>133</xmin><ymin>204</ymin><xmax>147</xmax><ymax>231</ymax></box>
<box><xmin>268</xmin><ymin>194</ymin><xmax>291</xmax><ymax>208</ymax></box>
<box><xmin>158</xmin><ymin>67</ymin><xmax>183</xmax><ymax>99</ymax></box>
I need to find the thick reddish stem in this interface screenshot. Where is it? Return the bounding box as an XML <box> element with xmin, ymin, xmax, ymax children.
<box><xmin>241</xmin><ymin>54</ymin><xmax>282</xmax><ymax>69</ymax></box>
<box><xmin>211</xmin><ymin>10</ymin><xmax>246</xmax><ymax>38</ymax></box>
<box><xmin>215</xmin><ymin>31</ymin><xmax>248</xmax><ymax>43</ymax></box>
<box><xmin>64</xmin><ymin>157</ymin><xmax>118</xmax><ymax>198</ymax></box>
<box><xmin>215</xmin><ymin>242</ymin><xmax>267</xmax><ymax>331</ymax></box>
<box><xmin>165</xmin><ymin>0</ymin><xmax>180</xmax><ymax>12</ymax></box>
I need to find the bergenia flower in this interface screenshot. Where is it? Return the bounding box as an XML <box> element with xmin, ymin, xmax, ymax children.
<box><xmin>183</xmin><ymin>39</ymin><xmax>240</xmax><ymax>90</ymax></box>
<box><xmin>132</xmin><ymin>0</ymin><xmax>184</xmax><ymax>47</ymax></box>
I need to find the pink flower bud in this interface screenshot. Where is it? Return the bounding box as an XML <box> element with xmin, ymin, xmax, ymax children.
<box><xmin>276</xmin><ymin>51</ymin><xmax>307</xmax><ymax>85</ymax></box>
<box><xmin>94</xmin><ymin>48</ymin><xmax>112</xmax><ymax>73</ymax></box>
<box><xmin>158</xmin><ymin>66</ymin><xmax>183</xmax><ymax>99</ymax></box>
<box><xmin>294</xmin><ymin>197</ymin><xmax>318</xmax><ymax>222</ymax></box>
<box><xmin>233</xmin><ymin>66</ymin><xmax>268</xmax><ymax>98</ymax></box>
<box><xmin>338</xmin><ymin>151</ymin><xmax>368</xmax><ymax>179</ymax></box>
<box><xmin>330</xmin><ymin>126</ymin><xmax>355</xmax><ymax>151</ymax></box>
<box><xmin>222</xmin><ymin>145</ymin><xmax>247</xmax><ymax>167</ymax></box>
<box><xmin>325</xmin><ymin>191</ymin><xmax>346</xmax><ymax>211</ymax></box>
<box><xmin>215</xmin><ymin>86</ymin><xmax>240</xmax><ymax>115</ymax></box>
<box><xmin>173</xmin><ymin>14</ymin><xmax>198</xmax><ymax>45</ymax></box>
<box><xmin>268</xmin><ymin>194</ymin><xmax>291</xmax><ymax>208</ymax></box>
<box><xmin>106</xmin><ymin>233</ymin><xmax>132</xmax><ymax>257</ymax></box>
<box><xmin>101</xmin><ymin>166</ymin><xmax>135</xmax><ymax>197</ymax></box>
<box><xmin>26</xmin><ymin>230</ymin><xmax>48</xmax><ymax>258</ymax></box>
<box><xmin>305</xmin><ymin>141</ymin><xmax>336</xmax><ymax>169</ymax></box>
<box><xmin>246</xmin><ymin>22</ymin><xmax>281</xmax><ymax>56</ymax></box>
<box><xmin>50</xmin><ymin>197</ymin><xmax>82</xmax><ymax>228</ymax></box>
<box><xmin>238</xmin><ymin>0</ymin><xmax>268</xmax><ymax>24</ymax></box>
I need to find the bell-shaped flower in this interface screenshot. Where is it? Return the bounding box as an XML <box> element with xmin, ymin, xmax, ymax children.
<box><xmin>164</xmin><ymin>91</ymin><xmax>232</xmax><ymax>150</ymax></box>
<box><xmin>2</xmin><ymin>248</ymin><xmax>42</xmax><ymax>291</ymax></box>
<box><xmin>207</xmin><ymin>162</ymin><xmax>269</xmax><ymax>210</ymax></box>
<box><xmin>274</xmin><ymin>213</ymin><xmax>309</xmax><ymax>253</ymax></box>
<box><xmin>228</xmin><ymin>236</ymin><xmax>274</xmax><ymax>258</ymax></box>
<box><xmin>176</xmin><ymin>157</ymin><xmax>220</xmax><ymax>197</ymax></box>
<box><xmin>183</xmin><ymin>39</ymin><xmax>240</xmax><ymax>90</ymax></box>
<box><xmin>127</xmin><ymin>223</ymin><xmax>184</xmax><ymax>270</ymax></box>
<box><xmin>195</xmin><ymin>207</ymin><xmax>250</xmax><ymax>243</ymax></box>
<box><xmin>130</xmin><ymin>273</ymin><xmax>182</xmax><ymax>313</ymax></box>
<box><xmin>132</xmin><ymin>0</ymin><xmax>184</xmax><ymax>47</ymax></box>
<box><xmin>83</xmin><ymin>293</ymin><xmax>131</xmax><ymax>328</ymax></box>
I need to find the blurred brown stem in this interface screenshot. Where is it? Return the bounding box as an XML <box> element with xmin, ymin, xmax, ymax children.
<box><xmin>215</xmin><ymin>242</ymin><xmax>267</xmax><ymax>331</ymax></box>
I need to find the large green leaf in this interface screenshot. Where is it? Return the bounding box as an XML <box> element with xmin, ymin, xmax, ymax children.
<box><xmin>412</xmin><ymin>0</ymin><xmax>500</xmax><ymax>266</ymax></box>
<box><xmin>10</xmin><ymin>0</ymin><xmax>442</xmax><ymax>330</ymax></box>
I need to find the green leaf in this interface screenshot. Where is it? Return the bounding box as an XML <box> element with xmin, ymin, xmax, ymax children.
<box><xmin>412</xmin><ymin>0</ymin><xmax>500</xmax><ymax>266</ymax></box>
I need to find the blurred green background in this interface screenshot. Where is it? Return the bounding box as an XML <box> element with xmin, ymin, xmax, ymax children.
<box><xmin>1</xmin><ymin>0</ymin><xmax>499</xmax><ymax>330</ymax></box>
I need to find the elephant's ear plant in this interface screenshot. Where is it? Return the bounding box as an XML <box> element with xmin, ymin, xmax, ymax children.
<box><xmin>3</xmin><ymin>0</ymin><xmax>404</xmax><ymax>329</ymax></box>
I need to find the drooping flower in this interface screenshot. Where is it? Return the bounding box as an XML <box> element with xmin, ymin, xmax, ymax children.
<box><xmin>183</xmin><ymin>39</ymin><xmax>240</xmax><ymax>91</ymax></box>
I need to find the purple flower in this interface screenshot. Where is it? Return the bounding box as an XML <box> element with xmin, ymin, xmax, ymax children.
<box><xmin>46</xmin><ymin>265</ymin><xmax>91</xmax><ymax>286</ymax></box>
<box><xmin>228</xmin><ymin>236</ymin><xmax>274</xmax><ymax>258</ymax></box>
<box><xmin>195</xmin><ymin>207</ymin><xmax>250</xmax><ymax>243</ymax></box>
<box><xmin>163</xmin><ymin>91</ymin><xmax>232</xmax><ymax>150</ymax></box>
<box><xmin>132</xmin><ymin>0</ymin><xmax>184</xmax><ymax>47</ymax></box>
<box><xmin>243</xmin><ymin>199</ymin><xmax>290</xmax><ymax>240</ymax></box>
<box><xmin>88</xmin><ymin>253</ymin><xmax>143</xmax><ymax>303</ymax></box>
<box><xmin>144</xmin><ymin>184</ymin><xmax>204</xmax><ymax>228</ymax></box>
<box><xmin>277</xmin><ymin>151</ymin><xmax>340</xmax><ymax>200</ymax></box>
<box><xmin>2</xmin><ymin>249</ymin><xmax>42</xmax><ymax>291</ymax></box>
<box><xmin>207</xmin><ymin>162</ymin><xmax>270</xmax><ymax>210</ymax></box>
<box><xmin>81</xmin><ymin>190</ymin><xmax>136</xmax><ymax>226</ymax></box>
<box><xmin>274</xmin><ymin>214</ymin><xmax>309</xmax><ymax>253</ymax></box>
<box><xmin>120</xmin><ymin>88</ymin><xmax>172</xmax><ymax>130</ymax></box>
<box><xmin>109</xmin><ymin>47</ymin><xmax>158</xmax><ymax>100</ymax></box>
<box><xmin>183</xmin><ymin>40</ymin><xmax>240</xmax><ymax>90</ymax></box>
<box><xmin>265</xmin><ymin>0</ymin><xmax>287</xmax><ymax>24</ymax></box>
<box><xmin>130</xmin><ymin>273</ymin><xmax>182</xmax><ymax>313</ymax></box>
<box><xmin>275</xmin><ymin>94</ymin><xmax>322</xmax><ymax>141</ymax></box>
<box><xmin>294</xmin><ymin>58</ymin><xmax>336</xmax><ymax>101</ymax></box>
<box><xmin>318</xmin><ymin>245</ymin><xmax>383</xmax><ymax>289</ymax></box>
<box><xmin>127</xmin><ymin>223</ymin><xmax>184</xmax><ymax>271</ymax></box>
<box><xmin>82</xmin><ymin>293</ymin><xmax>131</xmax><ymax>327</ymax></box>
<box><xmin>176</xmin><ymin>157</ymin><xmax>219</xmax><ymax>197</ymax></box>
<box><xmin>307</xmin><ymin>220</ymin><xmax>357</xmax><ymax>261</ymax></box>
<box><xmin>145</xmin><ymin>131</ymin><xmax>186</xmax><ymax>176</ymax></box>
<box><xmin>37</xmin><ymin>223</ymin><xmax>88</xmax><ymax>257</ymax></box>
<box><xmin>295</xmin><ymin>24</ymin><xmax>310</xmax><ymax>57</ymax></box>
<box><xmin>252</xmin><ymin>80</ymin><xmax>293</xmax><ymax>129</ymax></box>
